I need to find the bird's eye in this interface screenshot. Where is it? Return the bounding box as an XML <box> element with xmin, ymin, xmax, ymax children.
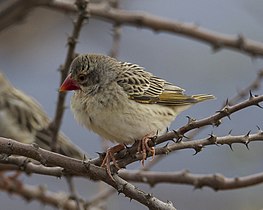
<box><xmin>78</xmin><ymin>74</ymin><xmax>86</xmax><ymax>82</ymax></box>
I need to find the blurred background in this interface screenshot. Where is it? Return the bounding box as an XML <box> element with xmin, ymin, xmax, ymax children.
<box><xmin>0</xmin><ymin>0</ymin><xmax>263</xmax><ymax>209</ymax></box>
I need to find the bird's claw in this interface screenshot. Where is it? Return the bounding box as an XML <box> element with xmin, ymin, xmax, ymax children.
<box><xmin>137</xmin><ymin>133</ymin><xmax>156</xmax><ymax>166</ymax></box>
<box><xmin>101</xmin><ymin>144</ymin><xmax>125</xmax><ymax>181</ymax></box>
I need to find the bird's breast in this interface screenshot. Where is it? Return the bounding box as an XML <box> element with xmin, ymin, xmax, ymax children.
<box><xmin>70</xmin><ymin>87</ymin><xmax>178</xmax><ymax>144</ymax></box>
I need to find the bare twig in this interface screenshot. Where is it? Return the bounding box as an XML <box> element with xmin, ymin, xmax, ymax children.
<box><xmin>46</xmin><ymin>1</ymin><xmax>263</xmax><ymax>57</ymax></box>
<box><xmin>177</xmin><ymin>68</ymin><xmax>263</xmax><ymax>142</ymax></box>
<box><xmin>119</xmin><ymin>170</ymin><xmax>263</xmax><ymax>190</ymax></box>
<box><xmin>115</xmin><ymin>129</ymin><xmax>263</xmax><ymax>169</ymax></box>
<box><xmin>2</xmin><ymin>1</ymin><xmax>263</xmax><ymax>56</ymax></box>
<box><xmin>66</xmin><ymin>176</ymin><xmax>82</xmax><ymax>210</ymax></box>
<box><xmin>49</xmin><ymin>0</ymin><xmax>89</xmax><ymax>152</ymax></box>
<box><xmin>156</xmin><ymin>94</ymin><xmax>263</xmax><ymax>145</ymax></box>
<box><xmin>108</xmin><ymin>0</ymin><xmax>121</xmax><ymax>58</ymax></box>
<box><xmin>228</xmin><ymin>69</ymin><xmax>263</xmax><ymax>105</ymax></box>
<box><xmin>0</xmin><ymin>156</ymin><xmax>63</xmax><ymax>177</ymax></box>
<box><xmin>0</xmin><ymin>175</ymin><xmax>84</xmax><ymax>210</ymax></box>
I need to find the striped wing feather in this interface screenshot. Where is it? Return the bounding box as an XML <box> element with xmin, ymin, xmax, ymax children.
<box><xmin>116</xmin><ymin>62</ymin><xmax>199</xmax><ymax>106</ymax></box>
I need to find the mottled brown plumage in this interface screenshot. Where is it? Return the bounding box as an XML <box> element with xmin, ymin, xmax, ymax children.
<box><xmin>0</xmin><ymin>73</ymin><xmax>84</xmax><ymax>159</ymax></box>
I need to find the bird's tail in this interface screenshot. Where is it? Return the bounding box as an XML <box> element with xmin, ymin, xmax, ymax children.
<box><xmin>192</xmin><ymin>94</ymin><xmax>215</xmax><ymax>103</ymax></box>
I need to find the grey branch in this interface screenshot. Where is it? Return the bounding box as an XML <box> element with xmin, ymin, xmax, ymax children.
<box><xmin>1</xmin><ymin>1</ymin><xmax>263</xmax><ymax>57</ymax></box>
<box><xmin>48</xmin><ymin>1</ymin><xmax>263</xmax><ymax>57</ymax></box>
<box><xmin>0</xmin><ymin>175</ymin><xmax>83</xmax><ymax>210</ymax></box>
<box><xmin>0</xmin><ymin>137</ymin><xmax>176</xmax><ymax>210</ymax></box>
<box><xmin>1</xmin><ymin>130</ymin><xmax>263</xmax><ymax>190</ymax></box>
<box><xmin>119</xmin><ymin>170</ymin><xmax>263</xmax><ymax>190</ymax></box>
<box><xmin>49</xmin><ymin>0</ymin><xmax>89</xmax><ymax>153</ymax></box>
<box><xmin>156</xmin><ymin>94</ymin><xmax>263</xmax><ymax>146</ymax></box>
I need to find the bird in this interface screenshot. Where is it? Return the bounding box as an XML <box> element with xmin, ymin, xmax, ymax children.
<box><xmin>0</xmin><ymin>72</ymin><xmax>85</xmax><ymax>160</ymax></box>
<box><xmin>60</xmin><ymin>53</ymin><xmax>215</xmax><ymax>178</ymax></box>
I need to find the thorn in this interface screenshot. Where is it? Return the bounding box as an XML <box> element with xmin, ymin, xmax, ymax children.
<box><xmin>171</xmin><ymin>138</ymin><xmax>176</xmax><ymax>143</ymax></box>
<box><xmin>249</xmin><ymin>90</ymin><xmax>254</xmax><ymax>99</ymax></box>
<box><xmin>123</xmin><ymin>144</ymin><xmax>130</xmax><ymax>149</ymax></box>
<box><xmin>213</xmin><ymin>119</ymin><xmax>221</xmax><ymax>127</ymax></box>
<box><xmin>228</xmin><ymin>129</ymin><xmax>233</xmax><ymax>135</ymax></box>
<box><xmin>166</xmin><ymin>127</ymin><xmax>169</xmax><ymax>133</ymax></box>
<box><xmin>129</xmin><ymin>198</ymin><xmax>132</xmax><ymax>202</ymax></box>
<box><xmin>207</xmin><ymin>133</ymin><xmax>217</xmax><ymax>144</ymax></box>
<box><xmin>242</xmin><ymin>131</ymin><xmax>251</xmax><ymax>148</ymax></box>
<box><xmin>172</xmin><ymin>130</ymin><xmax>181</xmax><ymax>141</ymax></box>
<box><xmin>96</xmin><ymin>152</ymin><xmax>106</xmax><ymax>159</ymax></box>
<box><xmin>255</xmin><ymin>103</ymin><xmax>263</xmax><ymax>109</ymax></box>
<box><xmin>186</xmin><ymin>116</ymin><xmax>196</xmax><ymax>125</ymax></box>
<box><xmin>193</xmin><ymin>145</ymin><xmax>203</xmax><ymax>155</ymax></box>
<box><xmin>216</xmin><ymin>107</ymin><xmax>231</xmax><ymax>120</ymax></box>
<box><xmin>228</xmin><ymin>144</ymin><xmax>233</xmax><ymax>151</ymax></box>
<box><xmin>225</xmin><ymin>98</ymin><xmax>229</xmax><ymax>106</ymax></box>
<box><xmin>245</xmin><ymin>130</ymin><xmax>251</xmax><ymax>137</ymax></box>
<box><xmin>226</xmin><ymin>114</ymin><xmax>231</xmax><ymax>120</ymax></box>
<box><xmin>244</xmin><ymin>142</ymin><xmax>250</xmax><ymax>150</ymax></box>
<box><xmin>83</xmin><ymin>154</ymin><xmax>87</xmax><ymax>161</ymax></box>
<box><xmin>256</xmin><ymin>126</ymin><xmax>263</xmax><ymax>134</ymax></box>
<box><xmin>173</xmin><ymin>130</ymin><xmax>188</xmax><ymax>142</ymax></box>
<box><xmin>146</xmin><ymin>193</ymin><xmax>153</xmax><ymax>199</ymax></box>
<box><xmin>163</xmin><ymin>142</ymin><xmax>169</xmax><ymax>148</ymax></box>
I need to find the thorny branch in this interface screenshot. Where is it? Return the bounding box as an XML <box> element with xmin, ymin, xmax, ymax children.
<box><xmin>119</xmin><ymin>170</ymin><xmax>263</xmax><ymax>190</ymax></box>
<box><xmin>49</xmin><ymin>0</ymin><xmax>89</xmax><ymax>152</ymax></box>
<box><xmin>1</xmin><ymin>129</ymin><xmax>263</xmax><ymax>187</ymax></box>
<box><xmin>0</xmin><ymin>138</ymin><xmax>177</xmax><ymax>210</ymax></box>
<box><xmin>0</xmin><ymin>175</ymin><xmax>82</xmax><ymax>210</ymax></box>
<box><xmin>1</xmin><ymin>1</ymin><xmax>263</xmax><ymax>57</ymax></box>
<box><xmin>134</xmin><ymin>68</ymin><xmax>263</xmax><ymax>171</ymax></box>
<box><xmin>156</xmin><ymin>93</ymin><xmax>263</xmax><ymax>145</ymax></box>
<box><xmin>228</xmin><ymin>69</ymin><xmax>263</xmax><ymax>105</ymax></box>
<box><xmin>48</xmin><ymin>1</ymin><xmax>263</xmax><ymax>57</ymax></box>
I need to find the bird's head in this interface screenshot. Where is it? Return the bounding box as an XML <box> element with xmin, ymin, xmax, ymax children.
<box><xmin>60</xmin><ymin>54</ymin><xmax>118</xmax><ymax>93</ymax></box>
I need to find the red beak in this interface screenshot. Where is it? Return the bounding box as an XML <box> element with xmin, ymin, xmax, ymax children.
<box><xmin>59</xmin><ymin>73</ymin><xmax>81</xmax><ymax>92</ymax></box>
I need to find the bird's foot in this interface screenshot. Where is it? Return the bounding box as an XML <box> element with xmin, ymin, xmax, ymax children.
<box><xmin>137</xmin><ymin>133</ymin><xmax>156</xmax><ymax>166</ymax></box>
<box><xmin>101</xmin><ymin>144</ymin><xmax>125</xmax><ymax>181</ymax></box>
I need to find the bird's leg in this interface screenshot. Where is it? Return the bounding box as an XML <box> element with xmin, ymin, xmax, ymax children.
<box><xmin>101</xmin><ymin>143</ymin><xmax>125</xmax><ymax>180</ymax></box>
<box><xmin>137</xmin><ymin>133</ymin><xmax>156</xmax><ymax>166</ymax></box>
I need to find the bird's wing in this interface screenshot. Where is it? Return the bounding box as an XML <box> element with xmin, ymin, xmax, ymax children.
<box><xmin>0</xmin><ymin>88</ymin><xmax>48</xmax><ymax>135</ymax></box>
<box><xmin>116</xmin><ymin>62</ymin><xmax>198</xmax><ymax>106</ymax></box>
<box><xmin>0</xmin><ymin>75</ymin><xmax>84</xmax><ymax>159</ymax></box>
